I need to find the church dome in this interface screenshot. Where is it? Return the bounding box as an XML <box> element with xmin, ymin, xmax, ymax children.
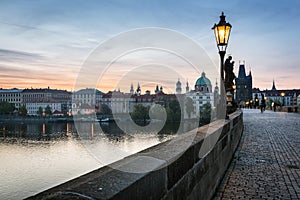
<box><xmin>195</xmin><ymin>72</ymin><xmax>211</xmax><ymax>86</ymax></box>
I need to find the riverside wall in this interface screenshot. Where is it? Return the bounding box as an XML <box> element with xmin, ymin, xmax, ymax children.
<box><xmin>28</xmin><ymin>110</ymin><xmax>243</xmax><ymax>200</ymax></box>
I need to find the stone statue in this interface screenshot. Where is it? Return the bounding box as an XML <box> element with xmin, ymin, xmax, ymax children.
<box><xmin>224</xmin><ymin>56</ymin><xmax>236</xmax><ymax>91</ymax></box>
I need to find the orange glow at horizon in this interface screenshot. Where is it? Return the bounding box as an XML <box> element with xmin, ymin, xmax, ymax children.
<box><xmin>1</xmin><ymin>75</ymin><xmax>299</xmax><ymax>93</ymax></box>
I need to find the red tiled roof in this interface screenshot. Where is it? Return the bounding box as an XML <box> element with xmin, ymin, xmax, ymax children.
<box><xmin>53</xmin><ymin>110</ymin><xmax>63</xmax><ymax>114</ymax></box>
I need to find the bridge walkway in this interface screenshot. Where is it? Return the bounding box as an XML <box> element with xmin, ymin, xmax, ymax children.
<box><xmin>214</xmin><ymin>109</ymin><xmax>300</xmax><ymax>200</ymax></box>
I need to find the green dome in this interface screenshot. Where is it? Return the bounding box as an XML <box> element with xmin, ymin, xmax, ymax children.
<box><xmin>195</xmin><ymin>72</ymin><xmax>211</xmax><ymax>86</ymax></box>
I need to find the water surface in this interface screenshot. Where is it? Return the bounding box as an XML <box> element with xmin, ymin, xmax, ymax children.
<box><xmin>0</xmin><ymin>121</ymin><xmax>184</xmax><ymax>199</ymax></box>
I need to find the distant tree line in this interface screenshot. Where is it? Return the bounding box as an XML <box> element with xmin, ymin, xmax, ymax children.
<box><xmin>129</xmin><ymin>100</ymin><xmax>212</xmax><ymax>126</ymax></box>
<box><xmin>36</xmin><ymin>105</ymin><xmax>52</xmax><ymax>116</ymax></box>
<box><xmin>19</xmin><ymin>105</ymin><xmax>27</xmax><ymax>116</ymax></box>
<box><xmin>0</xmin><ymin>102</ymin><xmax>28</xmax><ymax>116</ymax></box>
<box><xmin>199</xmin><ymin>103</ymin><xmax>212</xmax><ymax>125</ymax></box>
<box><xmin>0</xmin><ymin>101</ymin><xmax>15</xmax><ymax>114</ymax></box>
<box><xmin>130</xmin><ymin>99</ymin><xmax>182</xmax><ymax>124</ymax></box>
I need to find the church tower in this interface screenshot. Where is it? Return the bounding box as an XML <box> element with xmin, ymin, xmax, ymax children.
<box><xmin>186</xmin><ymin>81</ymin><xmax>190</xmax><ymax>93</ymax></box>
<box><xmin>271</xmin><ymin>80</ymin><xmax>276</xmax><ymax>90</ymax></box>
<box><xmin>130</xmin><ymin>83</ymin><xmax>134</xmax><ymax>95</ymax></box>
<box><xmin>155</xmin><ymin>85</ymin><xmax>159</xmax><ymax>94</ymax></box>
<box><xmin>136</xmin><ymin>82</ymin><xmax>141</xmax><ymax>96</ymax></box>
<box><xmin>176</xmin><ymin>79</ymin><xmax>182</xmax><ymax>94</ymax></box>
<box><xmin>235</xmin><ymin>61</ymin><xmax>252</xmax><ymax>104</ymax></box>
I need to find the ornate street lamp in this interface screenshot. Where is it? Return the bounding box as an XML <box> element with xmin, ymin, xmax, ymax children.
<box><xmin>213</xmin><ymin>12</ymin><xmax>232</xmax><ymax>118</ymax></box>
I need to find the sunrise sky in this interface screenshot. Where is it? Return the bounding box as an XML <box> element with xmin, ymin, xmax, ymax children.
<box><xmin>0</xmin><ymin>0</ymin><xmax>299</xmax><ymax>93</ymax></box>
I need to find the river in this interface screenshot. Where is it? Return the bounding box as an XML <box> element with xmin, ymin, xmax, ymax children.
<box><xmin>0</xmin><ymin>121</ymin><xmax>197</xmax><ymax>199</ymax></box>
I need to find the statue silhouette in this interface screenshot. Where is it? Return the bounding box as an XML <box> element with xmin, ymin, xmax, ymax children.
<box><xmin>224</xmin><ymin>56</ymin><xmax>236</xmax><ymax>91</ymax></box>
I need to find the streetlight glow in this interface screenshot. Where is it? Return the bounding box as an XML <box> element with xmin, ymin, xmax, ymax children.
<box><xmin>212</xmin><ymin>12</ymin><xmax>232</xmax><ymax>52</ymax></box>
<box><xmin>281</xmin><ymin>92</ymin><xmax>285</xmax><ymax>106</ymax></box>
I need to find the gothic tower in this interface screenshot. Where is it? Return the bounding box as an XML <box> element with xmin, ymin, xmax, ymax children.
<box><xmin>235</xmin><ymin>61</ymin><xmax>252</xmax><ymax>104</ymax></box>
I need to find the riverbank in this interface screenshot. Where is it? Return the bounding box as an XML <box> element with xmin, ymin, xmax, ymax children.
<box><xmin>0</xmin><ymin>116</ymin><xmax>73</xmax><ymax>123</ymax></box>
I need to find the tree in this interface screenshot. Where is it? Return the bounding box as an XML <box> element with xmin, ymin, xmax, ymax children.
<box><xmin>165</xmin><ymin>107</ymin><xmax>175</xmax><ymax>122</ymax></box>
<box><xmin>37</xmin><ymin>106</ymin><xmax>43</xmax><ymax>116</ymax></box>
<box><xmin>149</xmin><ymin>104</ymin><xmax>166</xmax><ymax>120</ymax></box>
<box><xmin>45</xmin><ymin>105</ymin><xmax>52</xmax><ymax>115</ymax></box>
<box><xmin>19</xmin><ymin>105</ymin><xmax>28</xmax><ymax>116</ymax></box>
<box><xmin>167</xmin><ymin>100</ymin><xmax>181</xmax><ymax>122</ymax></box>
<box><xmin>200</xmin><ymin>103</ymin><xmax>212</xmax><ymax>125</ymax></box>
<box><xmin>185</xmin><ymin>97</ymin><xmax>194</xmax><ymax>119</ymax></box>
<box><xmin>131</xmin><ymin>104</ymin><xmax>150</xmax><ymax>123</ymax></box>
<box><xmin>0</xmin><ymin>102</ymin><xmax>15</xmax><ymax>114</ymax></box>
<box><xmin>99</xmin><ymin>104</ymin><xmax>112</xmax><ymax>115</ymax></box>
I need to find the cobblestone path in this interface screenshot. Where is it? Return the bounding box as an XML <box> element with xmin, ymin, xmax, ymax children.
<box><xmin>214</xmin><ymin>109</ymin><xmax>300</xmax><ymax>200</ymax></box>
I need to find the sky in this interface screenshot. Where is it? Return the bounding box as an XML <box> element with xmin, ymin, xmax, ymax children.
<box><xmin>0</xmin><ymin>0</ymin><xmax>299</xmax><ymax>93</ymax></box>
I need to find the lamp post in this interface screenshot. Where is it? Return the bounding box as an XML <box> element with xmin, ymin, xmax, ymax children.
<box><xmin>232</xmin><ymin>84</ymin><xmax>236</xmax><ymax>106</ymax></box>
<box><xmin>212</xmin><ymin>12</ymin><xmax>232</xmax><ymax>119</ymax></box>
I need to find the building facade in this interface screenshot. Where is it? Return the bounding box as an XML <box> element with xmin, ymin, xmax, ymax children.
<box><xmin>22</xmin><ymin>87</ymin><xmax>71</xmax><ymax>115</ymax></box>
<box><xmin>102</xmin><ymin>91</ymin><xmax>134</xmax><ymax>114</ymax></box>
<box><xmin>184</xmin><ymin>72</ymin><xmax>214</xmax><ymax>119</ymax></box>
<box><xmin>252</xmin><ymin>81</ymin><xmax>300</xmax><ymax>107</ymax></box>
<box><xmin>26</xmin><ymin>99</ymin><xmax>62</xmax><ymax>115</ymax></box>
<box><xmin>72</xmin><ymin>88</ymin><xmax>104</xmax><ymax>115</ymax></box>
<box><xmin>72</xmin><ymin>88</ymin><xmax>103</xmax><ymax>106</ymax></box>
<box><xmin>0</xmin><ymin>88</ymin><xmax>23</xmax><ymax>109</ymax></box>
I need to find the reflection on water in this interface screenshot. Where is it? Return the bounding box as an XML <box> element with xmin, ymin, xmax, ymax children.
<box><xmin>0</xmin><ymin>139</ymin><xmax>99</xmax><ymax>200</ymax></box>
<box><xmin>0</xmin><ymin>122</ymin><xmax>74</xmax><ymax>140</ymax></box>
<box><xmin>0</xmin><ymin>121</ymin><xmax>198</xmax><ymax>199</ymax></box>
<box><xmin>0</xmin><ymin>120</ymin><xmax>198</xmax><ymax>141</ymax></box>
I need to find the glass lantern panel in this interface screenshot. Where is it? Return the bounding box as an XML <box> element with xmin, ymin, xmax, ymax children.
<box><xmin>224</xmin><ymin>25</ymin><xmax>231</xmax><ymax>44</ymax></box>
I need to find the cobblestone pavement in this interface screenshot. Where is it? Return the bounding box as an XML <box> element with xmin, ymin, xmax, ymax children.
<box><xmin>214</xmin><ymin>109</ymin><xmax>300</xmax><ymax>200</ymax></box>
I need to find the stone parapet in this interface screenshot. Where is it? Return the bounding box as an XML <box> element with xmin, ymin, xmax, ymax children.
<box><xmin>27</xmin><ymin>111</ymin><xmax>243</xmax><ymax>200</ymax></box>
